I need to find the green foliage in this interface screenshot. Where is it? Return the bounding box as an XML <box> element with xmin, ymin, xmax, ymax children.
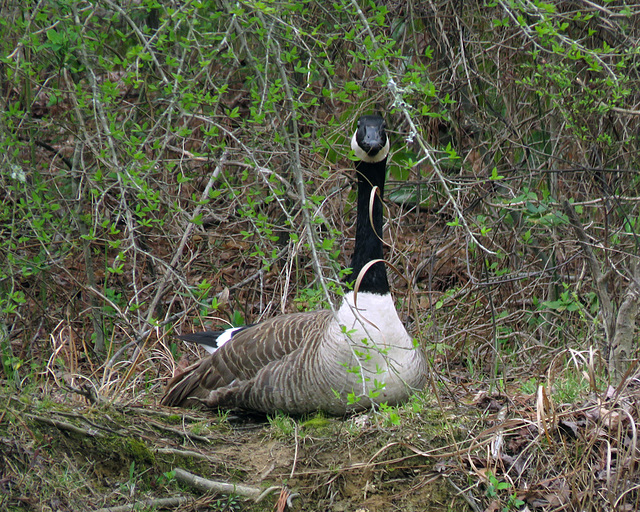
<box><xmin>377</xmin><ymin>402</ymin><xmax>401</xmax><ymax>427</ymax></box>
<box><xmin>484</xmin><ymin>471</ymin><xmax>525</xmax><ymax>511</ymax></box>
<box><xmin>294</xmin><ymin>286</ymin><xmax>332</xmax><ymax>311</ymax></box>
<box><xmin>519</xmin><ymin>377</ymin><xmax>538</xmax><ymax>395</ymax></box>
<box><xmin>267</xmin><ymin>411</ymin><xmax>297</xmax><ymax>438</ymax></box>
<box><xmin>210</xmin><ymin>495</ymin><xmax>242</xmax><ymax>512</ymax></box>
<box><xmin>301</xmin><ymin>412</ymin><xmax>331</xmax><ymax>430</ymax></box>
<box><xmin>542</xmin><ymin>283</ymin><xmax>585</xmax><ymax>316</ymax></box>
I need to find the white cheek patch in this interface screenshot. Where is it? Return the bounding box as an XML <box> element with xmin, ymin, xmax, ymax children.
<box><xmin>203</xmin><ymin>326</ymin><xmax>243</xmax><ymax>354</ymax></box>
<box><xmin>351</xmin><ymin>131</ymin><xmax>364</xmax><ymax>158</ymax></box>
<box><xmin>351</xmin><ymin>132</ymin><xmax>390</xmax><ymax>163</ymax></box>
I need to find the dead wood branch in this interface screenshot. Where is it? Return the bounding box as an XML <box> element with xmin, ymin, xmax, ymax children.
<box><xmin>562</xmin><ymin>200</ymin><xmax>640</xmax><ymax>383</ymax></box>
<box><xmin>561</xmin><ymin>200</ymin><xmax>616</xmax><ymax>350</ymax></box>
<box><xmin>24</xmin><ymin>413</ymin><xmax>100</xmax><ymax>438</ymax></box>
<box><xmin>172</xmin><ymin>467</ymin><xmax>280</xmax><ymax>502</ymax></box>
<box><xmin>610</xmin><ymin>262</ymin><xmax>640</xmax><ymax>381</ymax></box>
<box><xmin>154</xmin><ymin>447</ymin><xmax>221</xmax><ymax>462</ymax></box>
<box><xmin>92</xmin><ymin>497</ymin><xmax>189</xmax><ymax>512</ymax></box>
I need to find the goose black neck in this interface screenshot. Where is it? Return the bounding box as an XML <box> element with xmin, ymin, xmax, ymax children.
<box><xmin>346</xmin><ymin>158</ymin><xmax>390</xmax><ymax>295</ymax></box>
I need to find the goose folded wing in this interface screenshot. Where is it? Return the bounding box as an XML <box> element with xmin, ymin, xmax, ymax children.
<box><xmin>161</xmin><ymin>309</ymin><xmax>334</xmax><ymax>407</ymax></box>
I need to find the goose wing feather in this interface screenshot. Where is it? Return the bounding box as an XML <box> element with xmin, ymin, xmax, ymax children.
<box><xmin>161</xmin><ymin>309</ymin><xmax>334</xmax><ymax>408</ymax></box>
<box><xmin>178</xmin><ymin>325</ymin><xmax>255</xmax><ymax>353</ymax></box>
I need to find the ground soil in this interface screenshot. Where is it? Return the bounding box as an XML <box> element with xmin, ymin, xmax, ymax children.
<box><xmin>1</xmin><ymin>386</ymin><xmax>475</xmax><ymax>511</ymax></box>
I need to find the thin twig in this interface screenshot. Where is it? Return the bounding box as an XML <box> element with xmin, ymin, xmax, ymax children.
<box><xmin>24</xmin><ymin>413</ymin><xmax>99</xmax><ymax>438</ymax></box>
<box><xmin>92</xmin><ymin>497</ymin><xmax>190</xmax><ymax>512</ymax></box>
<box><xmin>144</xmin><ymin>151</ymin><xmax>227</xmax><ymax>325</ymax></box>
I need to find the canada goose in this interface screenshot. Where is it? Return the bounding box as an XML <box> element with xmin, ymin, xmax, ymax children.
<box><xmin>162</xmin><ymin>115</ymin><xmax>427</xmax><ymax>415</ymax></box>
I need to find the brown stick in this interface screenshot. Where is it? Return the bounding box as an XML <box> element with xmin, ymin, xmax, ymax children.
<box><xmin>172</xmin><ymin>467</ymin><xmax>280</xmax><ymax>502</ymax></box>
<box><xmin>92</xmin><ymin>497</ymin><xmax>189</xmax><ymax>512</ymax></box>
<box><xmin>561</xmin><ymin>200</ymin><xmax>615</xmax><ymax>348</ymax></box>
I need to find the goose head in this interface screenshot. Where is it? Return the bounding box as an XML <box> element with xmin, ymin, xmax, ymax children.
<box><xmin>350</xmin><ymin>115</ymin><xmax>390</xmax><ymax>163</ymax></box>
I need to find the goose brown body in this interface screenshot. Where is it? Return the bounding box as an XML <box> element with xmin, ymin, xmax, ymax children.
<box><xmin>161</xmin><ymin>116</ymin><xmax>427</xmax><ymax>415</ymax></box>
